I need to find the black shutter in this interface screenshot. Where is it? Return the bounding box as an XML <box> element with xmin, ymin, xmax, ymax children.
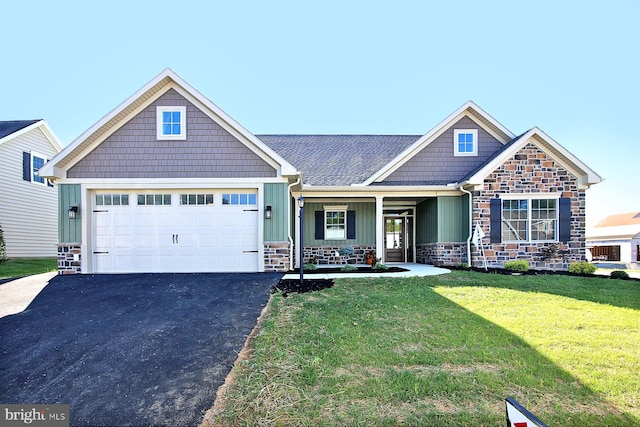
<box><xmin>22</xmin><ymin>152</ymin><xmax>31</xmax><ymax>181</ymax></box>
<box><xmin>346</xmin><ymin>210</ymin><xmax>356</xmax><ymax>239</ymax></box>
<box><xmin>314</xmin><ymin>211</ymin><xmax>324</xmax><ymax>240</ymax></box>
<box><xmin>490</xmin><ymin>198</ymin><xmax>502</xmax><ymax>243</ymax></box>
<box><xmin>558</xmin><ymin>197</ymin><xmax>571</xmax><ymax>242</ymax></box>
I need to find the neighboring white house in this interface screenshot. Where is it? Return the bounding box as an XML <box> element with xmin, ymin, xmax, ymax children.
<box><xmin>0</xmin><ymin>120</ymin><xmax>63</xmax><ymax>257</ymax></box>
<box><xmin>586</xmin><ymin>212</ymin><xmax>640</xmax><ymax>264</ymax></box>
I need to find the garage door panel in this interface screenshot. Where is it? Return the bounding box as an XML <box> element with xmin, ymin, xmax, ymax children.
<box><xmin>93</xmin><ymin>191</ymin><xmax>259</xmax><ymax>273</ymax></box>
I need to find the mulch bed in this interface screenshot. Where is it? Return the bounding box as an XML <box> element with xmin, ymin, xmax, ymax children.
<box><xmin>271</xmin><ymin>266</ymin><xmax>410</xmax><ymax>296</ymax></box>
<box><xmin>272</xmin><ymin>278</ymin><xmax>335</xmax><ymax>297</ymax></box>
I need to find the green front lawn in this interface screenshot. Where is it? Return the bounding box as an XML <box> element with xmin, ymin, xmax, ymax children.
<box><xmin>215</xmin><ymin>271</ymin><xmax>640</xmax><ymax>426</ymax></box>
<box><xmin>0</xmin><ymin>258</ymin><xmax>57</xmax><ymax>280</ymax></box>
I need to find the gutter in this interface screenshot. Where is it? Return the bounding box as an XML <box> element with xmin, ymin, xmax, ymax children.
<box><xmin>458</xmin><ymin>184</ymin><xmax>473</xmax><ymax>267</ymax></box>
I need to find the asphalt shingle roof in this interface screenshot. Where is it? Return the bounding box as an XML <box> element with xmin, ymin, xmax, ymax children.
<box><xmin>0</xmin><ymin>120</ymin><xmax>40</xmax><ymax>140</ymax></box>
<box><xmin>258</xmin><ymin>134</ymin><xmax>421</xmax><ymax>186</ymax></box>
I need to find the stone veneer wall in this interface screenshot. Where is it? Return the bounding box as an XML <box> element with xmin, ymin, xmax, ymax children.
<box><xmin>473</xmin><ymin>142</ymin><xmax>586</xmax><ymax>270</ymax></box>
<box><xmin>417</xmin><ymin>243</ymin><xmax>467</xmax><ymax>266</ymax></box>
<box><xmin>264</xmin><ymin>242</ymin><xmax>291</xmax><ymax>272</ymax></box>
<box><xmin>304</xmin><ymin>244</ymin><xmax>376</xmax><ymax>265</ymax></box>
<box><xmin>58</xmin><ymin>243</ymin><xmax>82</xmax><ymax>274</ymax></box>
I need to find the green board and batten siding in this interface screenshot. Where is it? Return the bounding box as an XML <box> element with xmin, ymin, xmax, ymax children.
<box><xmin>303</xmin><ymin>201</ymin><xmax>376</xmax><ymax>245</ymax></box>
<box><xmin>58</xmin><ymin>184</ymin><xmax>81</xmax><ymax>243</ymax></box>
<box><xmin>416</xmin><ymin>195</ymin><xmax>469</xmax><ymax>244</ymax></box>
<box><xmin>263</xmin><ymin>183</ymin><xmax>289</xmax><ymax>242</ymax></box>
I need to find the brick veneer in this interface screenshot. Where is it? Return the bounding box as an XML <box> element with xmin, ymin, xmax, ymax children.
<box><xmin>472</xmin><ymin>142</ymin><xmax>586</xmax><ymax>270</ymax></box>
<box><xmin>57</xmin><ymin>243</ymin><xmax>82</xmax><ymax>274</ymax></box>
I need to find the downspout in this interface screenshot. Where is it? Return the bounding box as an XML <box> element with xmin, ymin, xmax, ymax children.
<box><xmin>287</xmin><ymin>175</ymin><xmax>301</xmax><ymax>269</ymax></box>
<box><xmin>459</xmin><ymin>184</ymin><xmax>473</xmax><ymax>267</ymax></box>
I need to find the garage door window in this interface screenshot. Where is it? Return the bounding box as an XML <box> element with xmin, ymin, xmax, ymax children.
<box><xmin>180</xmin><ymin>193</ymin><xmax>214</xmax><ymax>206</ymax></box>
<box><xmin>138</xmin><ymin>194</ymin><xmax>172</xmax><ymax>206</ymax></box>
<box><xmin>96</xmin><ymin>194</ymin><xmax>130</xmax><ymax>206</ymax></box>
<box><xmin>222</xmin><ymin>193</ymin><xmax>257</xmax><ymax>205</ymax></box>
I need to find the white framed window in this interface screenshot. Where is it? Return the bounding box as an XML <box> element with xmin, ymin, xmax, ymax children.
<box><xmin>222</xmin><ymin>193</ymin><xmax>257</xmax><ymax>205</ymax></box>
<box><xmin>501</xmin><ymin>196</ymin><xmax>558</xmax><ymax>242</ymax></box>
<box><xmin>325</xmin><ymin>209</ymin><xmax>346</xmax><ymax>240</ymax></box>
<box><xmin>156</xmin><ymin>106</ymin><xmax>186</xmax><ymax>140</ymax></box>
<box><xmin>454</xmin><ymin>129</ymin><xmax>478</xmax><ymax>156</ymax></box>
<box><xmin>138</xmin><ymin>194</ymin><xmax>172</xmax><ymax>206</ymax></box>
<box><xmin>96</xmin><ymin>193</ymin><xmax>130</xmax><ymax>206</ymax></box>
<box><xmin>181</xmin><ymin>193</ymin><xmax>215</xmax><ymax>206</ymax></box>
<box><xmin>31</xmin><ymin>152</ymin><xmax>47</xmax><ymax>185</ymax></box>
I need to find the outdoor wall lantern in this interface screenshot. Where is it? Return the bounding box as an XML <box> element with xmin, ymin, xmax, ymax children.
<box><xmin>265</xmin><ymin>205</ymin><xmax>272</xmax><ymax>219</ymax></box>
<box><xmin>68</xmin><ymin>205</ymin><xmax>79</xmax><ymax>220</ymax></box>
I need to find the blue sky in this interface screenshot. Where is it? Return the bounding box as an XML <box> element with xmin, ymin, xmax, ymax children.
<box><xmin>3</xmin><ymin>0</ymin><xmax>637</xmax><ymax>223</ymax></box>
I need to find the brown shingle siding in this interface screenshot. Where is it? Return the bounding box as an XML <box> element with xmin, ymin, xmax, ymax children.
<box><xmin>68</xmin><ymin>89</ymin><xmax>276</xmax><ymax>179</ymax></box>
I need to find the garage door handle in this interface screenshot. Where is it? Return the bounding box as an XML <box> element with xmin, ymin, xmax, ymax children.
<box><xmin>93</xmin><ymin>251</ymin><xmax>109</xmax><ymax>254</ymax></box>
<box><xmin>172</xmin><ymin>234</ymin><xmax>179</xmax><ymax>244</ymax></box>
<box><xmin>243</xmin><ymin>250</ymin><xmax>259</xmax><ymax>253</ymax></box>
<box><xmin>175</xmin><ymin>234</ymin><xmax>179</xmax><ymax>244</ymax></box>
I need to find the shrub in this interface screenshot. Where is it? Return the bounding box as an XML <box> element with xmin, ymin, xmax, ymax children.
<box><xmin>338</xmin><ymin>246</ymin><xmax>354</xmax><ymax>257</ymax></box>
<box><xmin>340</xmin><ymin>264</ymin><xmax>358</xmax><ymax>272</ymax></box>
<box><xmin>568</xmin><ymin>261</ymin><xmax>597</xmax><ymax>275</ymax></box>
<box><xmin>372</xmin><ymin>262</ymin><xmax>389</xmax><ymax>271</ymax></box>
<box><xmin>504</xmin><ymin>260</ymin><xmax>529</xmax><ymax>273</ymax></box>
<box><xmin>456</xmin><ymin>262</ymin><xmax>469</xmax><ymax>269</ymax></box>
<box><xmin>303</xmin><ymin>263</ymin><xmax>318</xmax><ymax>271</ymax></box>
<box><xmin>610</xmin><ymin>270</ymin><xmax>630</xmax><ymax>280</ymax></box>
<box><xmin>0</xmin><ymin>225</ymin><xmax>6</xmax><ymax>263</ymax></box>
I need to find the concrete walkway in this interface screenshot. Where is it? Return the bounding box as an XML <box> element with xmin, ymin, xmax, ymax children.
<box><xmin>282</xmin><ymin>263</ymin><xmax>450</xmax><ymax>279</ymax></box>
<box><xmin>0</xmin><ymin>272</ymin><xmax>57</xmax><ymax>318</ymax></box>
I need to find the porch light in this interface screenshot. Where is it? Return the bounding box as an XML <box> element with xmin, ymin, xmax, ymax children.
<box><xmin>297</xmin><ymin>195</ymin><xmax>304</xmax><ymax>208</ymax></box>
<box><xmin>265</xmin><ymin>205</ymin><xmax>272</xmax><ymax>220</ymax></box>
<box><xmin>68</xmin><ymin>205</ymin><xmax>79</xmax><ymax>220</ymax></box>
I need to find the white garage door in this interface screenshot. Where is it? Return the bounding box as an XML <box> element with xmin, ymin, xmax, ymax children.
<box><xmin>92</xmin><ymin>191</ymin><xmax>259</xmax><ymax>273</ymax></box>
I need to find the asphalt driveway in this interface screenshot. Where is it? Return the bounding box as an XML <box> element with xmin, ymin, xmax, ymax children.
<box><xmin>0</xmin><ymin>272</ymin><xmax>282</xmax><ymax>426</ymax></box>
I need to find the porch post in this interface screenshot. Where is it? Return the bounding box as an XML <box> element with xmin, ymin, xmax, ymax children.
<box><xmin>375</xmin><ymin>196</ymin><xmax>384</xmax><ymax>263</ymax></box>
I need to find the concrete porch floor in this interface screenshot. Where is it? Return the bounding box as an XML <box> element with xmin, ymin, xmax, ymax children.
<box><xmin>282</xmin><ymin>263</ymin><xmax>451</xmax><ymax>279</ymax></box>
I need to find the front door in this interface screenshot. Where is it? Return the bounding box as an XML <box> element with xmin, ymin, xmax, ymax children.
<box><xmin>385</xmin><ymin>217</ymin><xmax>405</xmax><ymax>262</ymax></box>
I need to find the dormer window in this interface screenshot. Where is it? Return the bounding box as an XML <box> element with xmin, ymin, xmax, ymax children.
<box><xmin>156</xmin><ymin>106</ymin><xmax>186</xmax><ymax>140</ymax></box>
<box><xmin>454</xmin><ymin>129</ymin><xmax>478</xmax><ymax>156</ymax></box>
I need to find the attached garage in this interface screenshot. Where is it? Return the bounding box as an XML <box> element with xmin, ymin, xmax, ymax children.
<box><xmin>92</xmin><ymin>190</ymin><xmax>259</xmax><ymax>273</ymax></box>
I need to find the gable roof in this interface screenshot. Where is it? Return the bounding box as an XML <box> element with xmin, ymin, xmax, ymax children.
<box><xmin>0</xmin><ymin>120</ymin><xmax>63</xmax><ymax>152</ymax></box>
<box><xmin>259</xmin><ymin>135</ymin><xmax>420</xmax><ymax>186</ymax></box>
<box><xmin>595</xmin><ymin>212</ymin><xmax>640</xmax><ymax>228</ymax></box>
<box><xmin>461</xmin><ymin>127</ymin><xmax>602</xmax><ymax>189</ymax></box>
<box><xmin>0</xmin><ymin>120</ymin><xmax>40</xmax><ymax>140</ymax></box>
<box><xmin>362</xmin><ymin>101</ymin><xmax>516</xmax><ymax>185</ymax></box>
<box><xmin>40</xmin><ymin>68</ymin><xmax>297</xmax><ymax>179</ymax></box>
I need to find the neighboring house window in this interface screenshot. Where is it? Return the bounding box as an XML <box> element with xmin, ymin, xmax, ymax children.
<box><xmin>491</xmin><ymin>196</ymin><xmax>568</xmax><ymax>243</ymax></box>
<box><xmin>138</xmin><ymin>194</ymin><xmax>172</xmax><ymax>206</ymax></box>
<box><xmin>325</xmin><ymin>210</ymin><xmax>346</xmax><ymax>240</ymax></box>
<box><xmin>222</xmin><ymin>193</ymin><xmax>257</xmax><ymax>205</ymax></box>
<box><xmin>96</xmin><ymin>194</ymin><xmax>130</xmax><ymax>206</ymax></box>
<box><xmin>454</xmin><ymin>129</ymin><xmax>478</xmax><ymax>156</ymax></box>
<box><xmin>156</xmin><ymin>106</ymin><xmax>186</xmax><ymax>140</ymax></box>
<box><xmin>181</xmin><ymin>193</ymin><xmax>215</xmax><ymax>205</ymax></box>
<box><xmin>22</xmin><ymin>151</ymin><xmax>52</xmax><ymax>186</ymax></box>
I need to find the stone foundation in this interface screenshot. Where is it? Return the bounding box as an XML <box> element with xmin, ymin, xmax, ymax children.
<box><xmin>264</xmin><ymin>242</ymin><xmax>291</xmax><ymax>272</ymax></box>
<box><xmin>304</xmin><ymin>244</ymin><xmax>376</xmax><ymax>265</ymax></box>
<box><xmin>57</xmin><ymin>243</ymin><xmax>82</xmax><ymax>274</ymax></box>
<box><xmin>417</xmin><ymin>243</ymin><xmax>467</xmax><ymax>267</ymax></box>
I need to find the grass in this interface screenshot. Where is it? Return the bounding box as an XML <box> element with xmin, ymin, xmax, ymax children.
<box><xmin>0</xmin><ymin>257</ymin><xmax>57</xmax><ymax>279</ymax></box>
<box><xmin>214</xmin><ymin>271</ymin><xmax>640</xmax><ymax>426</ymax></box>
